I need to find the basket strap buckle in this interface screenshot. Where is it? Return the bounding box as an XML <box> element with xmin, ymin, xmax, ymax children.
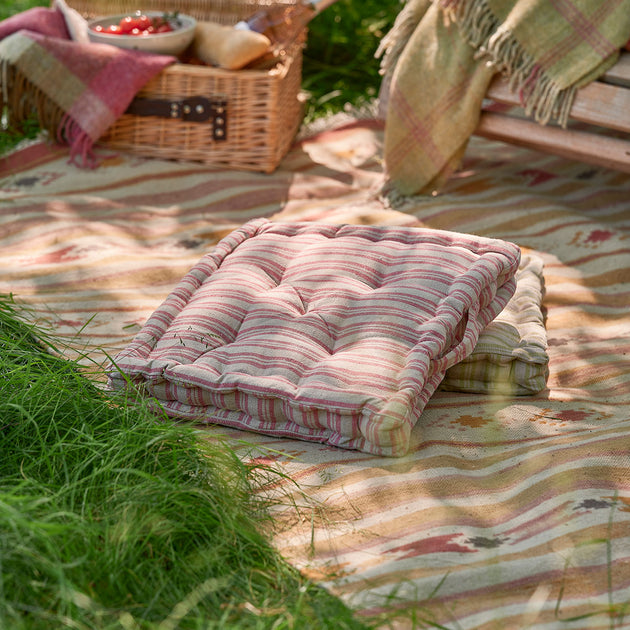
<box><xmin>125</xmin><ymin>97</ymin><xmax>228</xmax><ymax>141</ymax></box>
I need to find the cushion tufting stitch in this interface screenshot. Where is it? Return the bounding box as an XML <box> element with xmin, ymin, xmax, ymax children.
<box><xmin>108</xmin><ymin>218</ymin><xmax>521</xmax><ymax>456</ymax></box>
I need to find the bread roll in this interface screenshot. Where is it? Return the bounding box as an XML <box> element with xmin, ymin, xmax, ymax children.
<box><xmin>193</xmin><ymin>21</ymin><xmax>270</xmax><ymax>70</ymax></box>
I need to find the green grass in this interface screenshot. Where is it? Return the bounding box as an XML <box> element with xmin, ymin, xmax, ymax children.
<box><xmin>0</xmin><ymin>294</ymin><xmax>373</xmax><ymax>629</ymax></box>
<box><xmin>301</xmin><ymin>0</ymin><xmax>399</xmax><ymax>122</ymax></box>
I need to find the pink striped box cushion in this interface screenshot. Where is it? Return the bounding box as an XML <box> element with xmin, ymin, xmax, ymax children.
<box><xmin>108</xmin><ymin>219</ymin><xmax>521</xmax><ymax>456</ymax></box>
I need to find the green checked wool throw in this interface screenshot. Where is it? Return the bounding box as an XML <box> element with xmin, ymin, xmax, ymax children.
<box><xmin>380</xmin><ymin>0</ymin><xmax>630</xmax><ymax>196</ymax></box>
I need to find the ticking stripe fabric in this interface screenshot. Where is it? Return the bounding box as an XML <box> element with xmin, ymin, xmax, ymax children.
<box><xmin>108</xmin><ymin>218</ymin><xmax>520</xmax><ymax>457</ymax></box>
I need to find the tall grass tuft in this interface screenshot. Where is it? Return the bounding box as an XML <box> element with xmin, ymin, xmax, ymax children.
<box><xmin>0</xmin><ymin>295</ymin><xmax>371</xmax><ymax>629</ymax></box>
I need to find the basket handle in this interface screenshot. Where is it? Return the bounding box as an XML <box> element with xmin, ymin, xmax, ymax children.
<box><xmin>125</xmin><ymin>96</ymin><xmax>228</xmax><ymax>141</ymax></box>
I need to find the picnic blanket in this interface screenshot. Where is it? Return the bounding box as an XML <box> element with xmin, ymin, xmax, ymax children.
<box><xmin>1</xmin><ymin>120</ymin><xmax>629</xmax><ymax>627</ymax></box>
<box><xmin>379</xmin><ymin>0</ymin><xmax>630</xmax><ymax>196</ymax></box>
<box><xmin>0</xmin><ymin>5</ymin><xmax>174</xmax><ymax>166</ymax></box>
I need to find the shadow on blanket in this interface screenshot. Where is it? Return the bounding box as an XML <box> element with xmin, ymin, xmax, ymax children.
<box><xmin>1</xmin><ymin>118</ymin><xmax>629</xmax><ymax>628</ymax></box>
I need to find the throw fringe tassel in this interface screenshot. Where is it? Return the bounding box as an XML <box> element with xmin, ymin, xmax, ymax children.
<box><xmin>376</xmin><ymin>0</ymin><xmax>428</xmax><ymax>82</ymax></box>
<box><xmin>58</xmin><ymin>112</ymin><xmax>98</xmax><ymax>168</ymax></box>
<box><xmin>379</xmin><ymin>181</ymin><xmax>410</xmax><ymax>210</ymax></box>
<box><xmin>379</xmin><ymin>177</ymin><xmax>437</xmax><ymax>210</ymax></box>
<box><xmin>437</xmin><ymin>0</ymin><xmax>576</xmax><ymax>126</ymax></box>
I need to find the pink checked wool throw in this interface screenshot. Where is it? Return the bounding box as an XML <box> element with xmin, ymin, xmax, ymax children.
<box><xmin>108</xmin><ymin>219</ymin><xmax>521</xmax><ymax>457</ymax></box>
<box><xmin>379</xmin><ymin>0</ymin><xmax>630</xmax><ymax>196</ymax></box>
<box><xmin>0</xmin><ymin>6</ymin><xmax>174</xmax><ymax>167</ymax></box>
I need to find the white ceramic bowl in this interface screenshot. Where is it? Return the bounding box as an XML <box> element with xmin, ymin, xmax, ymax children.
<box><xmin>87</xmin><ymin>11</ymin><xmax>196</xmax><ymax>56</ymax></box>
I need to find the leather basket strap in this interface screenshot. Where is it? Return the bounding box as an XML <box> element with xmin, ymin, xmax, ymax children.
<box><xmin>125</xmin><ymin>96</ymin><xmax>228</xmax><ymax>141</ymax></box>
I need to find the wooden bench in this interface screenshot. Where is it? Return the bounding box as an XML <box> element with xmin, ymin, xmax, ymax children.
<box><xmin>475</xmin><ymin>51</ymin><xmax>630</xmax><ymax>173</ymax></box>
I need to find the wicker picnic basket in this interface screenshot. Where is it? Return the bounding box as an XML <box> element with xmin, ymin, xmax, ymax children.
<box><xmin>7</xmin><ymin>0</ymin><xmax>305</xmax><ymax>172</ymax></box>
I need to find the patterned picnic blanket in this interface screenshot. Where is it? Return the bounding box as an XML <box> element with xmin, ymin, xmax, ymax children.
<box><xmin>1</xmin><ymin>120</ymin><xmax>629</xmax><ymax>627</ymax></box>
<box><xmin>379</xmin><ymin>0</ymin><xmax>630</xmax><ymax>196</ymax></box>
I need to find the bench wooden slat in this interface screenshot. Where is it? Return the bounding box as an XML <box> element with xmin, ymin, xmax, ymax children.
<box><xmin>486</xmin><ymin>73</ymin><xmax>630</xmax><ymax>134</ymax></box>
<box><xmin>476</xmin><ymin>112</ymin><xmax>630</xmax><ymax>174</ymax></box>
<box><xmin>476</xmin><ymin>51</ymin><xmax>630</xmax><ymax>172</ymax></box>
<box><xmin>601</xmin><ymin>51</ymin><xmax>630</xmax><ymax>88</ymax></box>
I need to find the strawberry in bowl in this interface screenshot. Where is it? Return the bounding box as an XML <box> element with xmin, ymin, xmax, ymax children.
<box><xmin>88</xmin><ymin>11</ymin><xmax>196</xmax><ymax>56</ymax></box>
